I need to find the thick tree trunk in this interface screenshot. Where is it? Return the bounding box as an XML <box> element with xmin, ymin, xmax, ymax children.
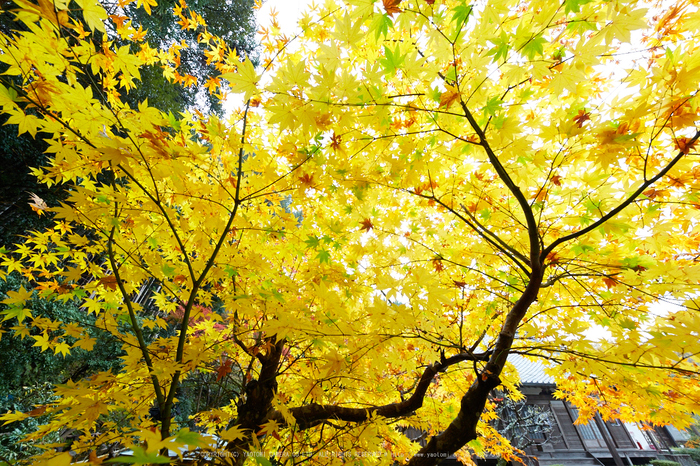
<box><xmin>226</xmin><ymin>338</ymin><xmax>285</xmax><ymax>466</ymax></box>
<box><xmin>405</xmin><ymin>265</ymin><xmax>544</xmax><ymax>466</ymax></box>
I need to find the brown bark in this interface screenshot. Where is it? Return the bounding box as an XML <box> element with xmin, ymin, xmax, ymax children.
<box><xmin>223</xmin><ymin>266</ymin><xmax>545</xmax><ymax>466</ymax></box>
<box><xmin>267</xmin><ymin>351</ymin><xmax>490</xmax><ymax>429</ymax></box>
<box><xmin>226</xmin><ymin>337</ymin><xmax>285</xmax><ymax>466</ymax></box>
<box><xmin>404</xmin><ymin>263</ymin><xmax>544</xmax><ymax>466</ymax></box>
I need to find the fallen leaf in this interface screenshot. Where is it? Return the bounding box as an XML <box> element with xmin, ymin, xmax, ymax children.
<box><xmin>28</xmin><ymin>192</ymin><xmax>48</xmax><ymax>216</ymax></box>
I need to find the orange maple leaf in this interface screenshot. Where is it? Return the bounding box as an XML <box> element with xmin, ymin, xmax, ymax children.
<box><xmin>439</xmin><ymin>85</ymin><xmax>460</xmax><ymax>109</ymax></box>
<box><xmin>249</xmin><ymin>95</ymin><xmax>262</xmax><ymax>107</ymax></box>
<box><xmin>551</xmin><ymin>175</ymin><xmax>562</xmax><ymax>186</ymax></box>
<box><xmin>572</xmin><ymin>109</ymin><xmax>590</xmax><ymax>128</ymax></box>
<box><xmin>99</xmin><ymin>275</ymin><xmax>118</xmax><ymax>290</ymax></box>
<box><xmin>383</xmin><ymin>0</ymin><xmax>402</xmax><ymax>16</ymax></box>
<box><xmin>204</xmin><ymin>76</ymin><xmax>220</xmax><ymax>93</ymax></box>
<box><xmin>433</xmin><ymin>258</ymin><xmax>445</xmax><ymax>272</ymax></box>
<box><xmin>643</xmin><ymin>188</ymin><xmax>668</xmax><ymax>199</ymax></box>
<box><xmin>675</xmin><ymin>136</ymin><xmax>697</xmax><ymax>154</ymax></box>
<box><xmin>28</xmin><ymin>406</ymin><xmax>47</xmax><ymax>417</ymax></box>
<box><xmin>299</xmin><ymin>173</ymin><xmax>314</xmax><ymax>187</ymax></box>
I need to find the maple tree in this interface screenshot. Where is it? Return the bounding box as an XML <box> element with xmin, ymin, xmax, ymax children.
<box><xmin>1</xmin><ymin>0</ymin><xmax>700</xmax><ymax>465</ymax></box>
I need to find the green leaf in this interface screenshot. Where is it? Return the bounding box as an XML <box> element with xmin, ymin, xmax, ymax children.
<box><xmin>522</xmin><ymin>35</ymin><xmax>546</xmax><ymax>60</ymax></box>
<box><xmin>468</xmin><ymin>438</ymin><xmax>484</xmax><ymax>455</ymax></box>
<box><xmin>254</xmin><ymin>456</ymin><xmax>273</xmax><ymax>466</ymax></box>
<box><xmin>483</xmin><ymin>96</ymin><xmax>502</xmax><ymax>116</ymax></box>
<box><xmin>451</xmin><ymin>2</ymin><xmax>473</xmax><ymax>24</ymax></box>
<box><xmin>316</xmin><ymin>249</ymin><xmax>331</xmax><ymax>264</ymax></box>
<box><xmin>304</xmin><ymin>235</ymin><xmax>320</xmax><ymax>248</ymax></box>
<box><xmin>451</xmin><ymin>2</ymin><xmax>473</xmax><ymax>40</ymax></box>
<box><xmin>572</xmin><ymin>243</ymin><xmax>595</xmax><ymax>255</ymax></box>
<box><xmin>618</xmin><ymin>318</ymin><xmax>636</xmax><ymax>330</ymax></box>
<box><xmin>567</xmin><ymin>20</ymin><xmax>598</xmax><ymax>33</ymax></box>
<box><xmin>106</xmin><ymin>447</ymin><xmax>171</xmax><ymax>464</ymax></box>
<box><xmin>487</xmin><ymin>31</ymin><xmax>509</xmax><ymax>63</ymax></box>
<box><xmin>0</xmin><ymin>83</ymin><xmax>18</xmax><ymax>104</ymax></box>
<box><xmin>1</xmin><ymin>306</ymin><xmax>32</xmax><ymax>323</ymax></box>
<box><xmin>167</xmin><ymin>111</ymin><xmax>181</xmax><ymax>131</ymax></box>
<box><xmin>173</xmin><ymin>428</ymin><xmax>207</xmax><ymax>448</ymax></box>
<box><xmin>564</xmin><ymin>0</ymin><xmax>594</xmax><ymax>14</ymax></box>
<box><xmin>380</xmin><ymin>44</ymin><xmax>405</xmax><ymax>74</ymax></box>
<box><xmin>162</xmin><ymin>263</ymin><xmax>176</xmax><ymax>277</ymax></box>
<box><xmin>372</xmin><ymin>14</ymin><xmax>393</xmax><ymax>40</ymax></box>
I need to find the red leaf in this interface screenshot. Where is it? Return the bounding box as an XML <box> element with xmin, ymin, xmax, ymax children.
<box><xmin>551</xmin><ymin>175</ymin><xmax>562</xmax><ymax>186</ymax></box>
<box><xmin>28</xmin><ymin>406</ymin><xmax>47</xmax><ymax>417</ymax></box>
<box><xmin>383</xmin><ymin>0</ymin><xmax>402</xmax><ymax>16</ymax></box>
<box><xmin>298</xmin><ymin>173</ymin><xmax>314</xmax><ymax>187</ymax></box>
<box><xmin>360</xmin><ymin>218</ymin><xmax>374</xmax><ymax>232</ymax></box>
<box><xmin>546</xmin><ymin>252</ymin><xmax>560</xmax><ymax>265</ymax></box>
<box><xmin>675</xmin><ymin>136</ymin><xmax>697</xmax><ymax>154</ymax></box>
<box><xmin>572</xmin><ymin>109</ymin><xmax>590</xmax><ymax>128</ymax></box>
<box><xmin>433</xmin><ymin>259</ymin><xmax>445</xmax><ymax>272</ymax></box>
<box><xmin>603</xmin><ymin>277</ymin><xmax>617</xmax><ymax>289</ymax></box>
<box><xmin>452</xmin><ymin>280</ymin><xmax>467</xmax><ymax>288</ymax></box>
<box><xmin>330</xmin><ymin>132</ymin><xmax>342</xmax><ymax>151</ymax></box>
<box><xmin>425</xmin><ymin>0</ymin><xmax>435</xmax><ymax>4</ymax></box>
<box><xmin>98</xmin><ymin>275</ymin><xmax>118</xmax><ymax>290</ymax></box>
<box><xmin>217</xmin><ymin>359</ymin><xmax>233</xmax><ymax>382</ymax></box>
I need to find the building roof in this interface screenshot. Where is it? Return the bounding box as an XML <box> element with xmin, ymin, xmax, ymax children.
<box><xmin>508</xmin><ymin>354</ymin><xmax>556</xmax><ymax>386</ymax></box>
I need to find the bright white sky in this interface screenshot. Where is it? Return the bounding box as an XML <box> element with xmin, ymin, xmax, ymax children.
<box><xmin>223</xmin><ymin>0</ymin><xmax>311</xmax><ymax>112</ymax></box>
<box><xmin>257</xmin><ymin>0</ymin><xmax>313</xmax><ymax>36</ymax></box>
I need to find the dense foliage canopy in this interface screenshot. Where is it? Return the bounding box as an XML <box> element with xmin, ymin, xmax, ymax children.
<box><xmin>1</xmin><ymin>0</ymin><xmax>699</xmax><ymax>465</ymax></box>
<box><xmin>0</xmin><ymin>0</ymin><xmax>256</xmax><ymax>460</ymax></box>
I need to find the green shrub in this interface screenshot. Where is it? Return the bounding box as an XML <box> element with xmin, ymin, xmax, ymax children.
<box><xmin>672</xmin><ymin>447</ymin><xmax>700</xmax><ymax>464</ymax></box>
<box><xmin>649</xmin><ymin>460</ymin><xmax>681</xmax><ymax>466</ymax></box>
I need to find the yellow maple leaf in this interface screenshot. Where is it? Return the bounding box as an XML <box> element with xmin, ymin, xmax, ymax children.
<box><xmin>221</xmin><ymin>59</ymin><xmax>259</xmax><ymax>101</ymax></box>
<box><xmin>136</xmin><ymin>0</ymin><xmax>158</xmax><ymax>15</ymax></box>
<box><xmin>32</xmin><ymin>333</ymin><xmax>51</xmax><ymax>352</ymax></box>
<box><xmin>73</xmin><ymin>337</ymin><xmax>97</xmax><ymax>351</ymax></box>
<box><xmin>2</xmin><ymin>286</ymin><xmax>32</xmax><ymax>306</ymax></box>
<box><xmin>439</xmin><ymin>85</ymin><xmax>461</xmax><ymax>109</ymax></box>
<box><xmin>74</xmin><ymin>0</ymin><xmax>107</xmax><ymax>32</ymax></box>
<box><xmin>220</xmin><ymin>424</ymin><xmax>248</xmax><ymax>442</ymax></box>
<box><xmin>0</xmin><ymin>410</ymin><xmax>30</xmax><ymax>425</ymax></box>
<box><xmin>257</xmin><ymin>419</ymin><xmax>281</xmax><ymax>438</ymax></box>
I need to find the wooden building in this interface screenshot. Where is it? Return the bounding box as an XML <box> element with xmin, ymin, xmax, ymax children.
<box><xmin>406</xmin><ymin>356</ymin><xmax>694</xmax><ymax>466</ymax></box>
<box><xmin>499</xmin><ymin>356</ymin><xmax>663</xmax><ymax>466</ymax></box>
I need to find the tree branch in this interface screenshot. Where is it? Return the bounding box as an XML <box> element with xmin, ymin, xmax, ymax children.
<box><xmin>542</xmin><ymin>129</ymin><xmax>700</xmax><ymax>258</ymax></box>
<box><xmin>268</xmin><ymin>351</ymin><xmax>490</xmax><ymax>429</ymax></box>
